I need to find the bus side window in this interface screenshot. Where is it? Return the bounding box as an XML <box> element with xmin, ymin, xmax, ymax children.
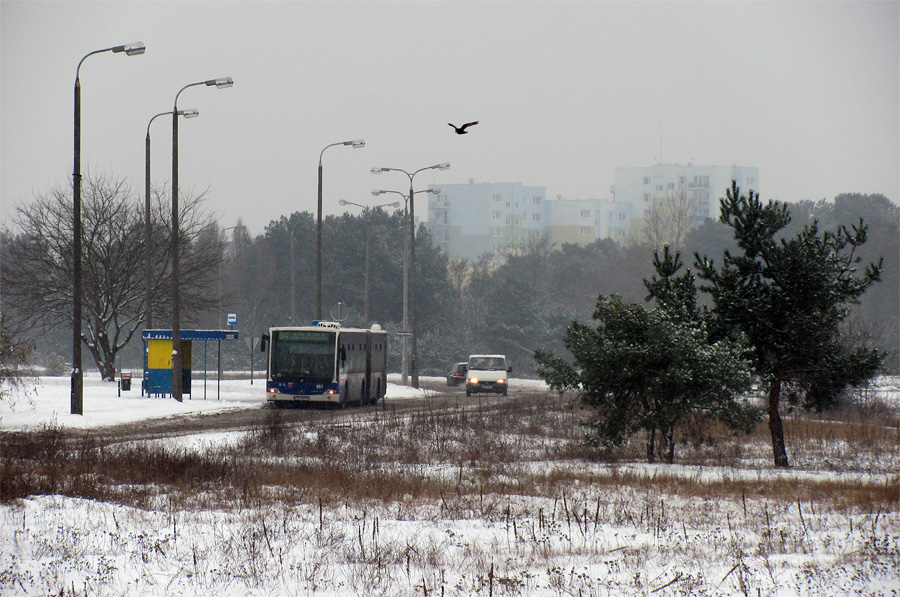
<box><xmin>260</xmin><ymin>334</ymin><xmax>268</xmax><ymax>352</ymax></box>
<box><xmin>340</xmin><ymin>345</ymin><xmax>347</xmax><ymax>364</ymax></box>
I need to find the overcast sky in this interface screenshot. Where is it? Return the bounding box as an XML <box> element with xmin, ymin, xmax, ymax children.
<box><xmin>2</xmin><ymin>1</ymin><xmax>898</xmax><ymax>235</ymax></box>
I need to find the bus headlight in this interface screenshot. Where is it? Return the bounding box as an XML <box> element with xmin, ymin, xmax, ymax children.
<box><xmin>498</xmin><ymin>379</ymin><xmax>506</xmax><ymax>384</ymax></box>
<box><xmin>268</xmin><ymin>388</ymin><xmax>279</xmax><ymax>394</ymax></box>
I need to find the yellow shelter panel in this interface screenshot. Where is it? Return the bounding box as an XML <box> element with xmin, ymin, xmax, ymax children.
<box><xmin>148</xmin><ymin>339</ymin><xmax>192</xmax><ymax>369</ymax></box>
<box><xmin>148</xmin><ymin>339</ymin><xmax>171</xmax><ymax>369</ymax></box>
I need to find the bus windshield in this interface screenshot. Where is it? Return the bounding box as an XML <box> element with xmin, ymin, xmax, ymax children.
<box><xmin>271</xmin><ymin>330</ymin><xmax>336</xmax><ymax>383</ymax></box>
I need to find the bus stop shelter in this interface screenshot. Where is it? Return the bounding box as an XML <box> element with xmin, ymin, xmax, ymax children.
<box><xmin>141</xmin><ymin>329</ymin><xmax>239</xmax><ymax>398</ymax></box>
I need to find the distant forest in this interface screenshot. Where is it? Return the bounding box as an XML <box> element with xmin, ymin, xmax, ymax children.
<box><xmin>7</xmin><ymin>191</ymin><xmax>898</xmax><ymax>379</ymax></box>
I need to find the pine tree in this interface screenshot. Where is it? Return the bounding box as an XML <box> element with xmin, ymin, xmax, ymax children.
<box><xmin>536</xmin><ymin>247</ymin><xmax>757</xmax><ymax>463</ymax></box>
<box><xmin>695</xmin><ymin>182</ymin><xmax>884</xmax><ymax>468</ymax></box>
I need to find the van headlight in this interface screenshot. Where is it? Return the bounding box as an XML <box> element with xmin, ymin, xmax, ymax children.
<box><xmin>469</xmin><ymin>377</ymin><xmax>478</xmax><ymax>384</ymax></box>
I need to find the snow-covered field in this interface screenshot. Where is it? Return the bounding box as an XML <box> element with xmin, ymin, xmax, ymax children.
<box><xmin>1</xmin><ymin>374</ymin><xmax>898</xmax><ymax>596</ymax></box>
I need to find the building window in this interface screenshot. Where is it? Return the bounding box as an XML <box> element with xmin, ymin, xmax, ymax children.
<box><xmin>747</xmin><ymin>177</ymin><xmax>756</xmax><ymax>185</ymax></box>
<box><xmin>493</xmin><ymin>194</ymin><xmax>501</xmax><ymax>203</ymax></box>
<box><xmin>491</xmin><ymin>227</ymin><xmax>502</xmax><ymax>237</ymax></box>
<box><xmin>533</xmin><ymin>213</ymin><xmax>542</xmax><ymax>222</ymax></box>
<box><xmin>667</xmin><ymin>182</ymin><xmax>674</xmax><ymax>190</ymax></box>
<box><xmin>533</xmin><ymin>196</ymin><xmax>542</xmax><ymax>205</ymax></box>
<box><xmin>619</xmin><ymin>213</ymin><xmax>627</xmax><ymax>221</ymax></box>
<box><xmin>643</xmin><ymin>177</ymin><xmax>651</xmax><ymax>185</ymax></box>
<box><xmin>656</xmin><ymin>185</ymin><xmax>664</xmax><ymax>192</ymax></box>
<box><xmin>492</xmin><ymin>211</ymin><xmax>501</xmax><ymax>220</ymax></box>
<box><xmin>580</xmin><ymin>226</ymin><xmax>591</xmax><ymax>236</ymax></box>
<box><xmin>580</xmin><ymin>209</ymin><xmax>590</xmax><ymax>218</ymax></box>
<box><xmin>644</xmin><ymin>193</ymin><xmax>651</xmax><ymax>202</ymax></box>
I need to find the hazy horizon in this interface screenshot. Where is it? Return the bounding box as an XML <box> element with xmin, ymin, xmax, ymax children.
<box><xmin>2</xmin><ymin>1</ymin><xmax>897</xmax><ymax>235</ymax></box>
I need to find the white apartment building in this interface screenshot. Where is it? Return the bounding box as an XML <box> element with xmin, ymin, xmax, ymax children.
<box><xmin>426</xmin><ymin>181</ymin><xmax>549</xmax><ymax>261</ymax></box>
<box><xmin>425</xmin><ymin>164</ymin><xmax>758</xmax><ymax>261</ymax></box>
<box><xmin>613</xmin><ymin>163</ymin><xmax>759</xmax><ymax>224</ymax></box>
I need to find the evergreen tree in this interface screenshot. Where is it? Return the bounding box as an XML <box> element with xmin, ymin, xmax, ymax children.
<box><xmin>695</xmin><ymin>182</ymin><xmax>884</xmax><ymax>468</ymax></box>
<box><xmin>536</xmin><ymin>247</ymin><xmax>757</xmax><ymax>463</ymax></box>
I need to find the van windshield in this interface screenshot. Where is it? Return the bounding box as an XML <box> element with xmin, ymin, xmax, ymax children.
<box><xmin>469</xmin><ymin>357</ymin><xmax>505</xmax><ymax>370</ymax></box>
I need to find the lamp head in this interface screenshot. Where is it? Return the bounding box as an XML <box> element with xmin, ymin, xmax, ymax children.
<box><xmin>344</xmin><ymin>139</ymin><xmax>366</xmax><ymax>148</ymax></box>
<box><xmin>207</xmin><ymin>77</ymin><xmax>234</xmax><ymax>89</ymax></box>
<box><xmin>436</xmin><ymin>162</ymin><xmax>451</xmax><ymax>171</ymax></box>
<box><xmin>429</xmin><ymin>187</ymin><xmax>441</xmax><ymax>195</ymax></box>
<box><xmin>371</xmin><ymin>189</ymin><xmax>382</xmax><ymax>196</ymax></box>
<box><xmin>113</xmin><ymin>42</ymin><xmax>146</xmax><ymax>56</ymax></box>
<box><xmin>338</xmin><ymin>200</ymin><xmax>349</xmax><ymax>206</ymax></box>
<box><xmin>370</xmin><ymin>167</ymin><xmax>383</xmax><ymax>175</ymax></box>
<box><xmin>389</xmin><ymin>201</ymin><xmax>401</xmax><ymax>208</ymax></box>
<box><xmin>180</xmin><ymin>108</ymin><xmax>200</xmax><ymax>119</ymax></box>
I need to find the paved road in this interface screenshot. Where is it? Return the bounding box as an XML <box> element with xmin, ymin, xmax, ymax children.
<box><xmin>50</xmin><ymin>379</ymin><xmax>541</xmax><ymax>447</ymax></box>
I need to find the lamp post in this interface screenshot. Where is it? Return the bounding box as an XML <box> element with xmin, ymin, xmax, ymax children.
<box><xmin>371</xmin><ymin>163</ymin><xmax>449</xmax><ymax>388</ymax></box>
<box><xmin>171</xmin><ymin>77</ymin><xmax>233</xmax><ymax>402</ymax></box>
<box><xmin>71</xmin><ymin>41</ymin><xmax>145</xmax><ymax>416</ymax></box>
<box><xmin>317</xmin><ymin>139</ymin><xmax>365</xmax><ymax>320</ymax></box>
<box><xmin>372</xmin><ymin>187</ymin><xmax>441</xmax><ymax>386</ymax></box>
<box><xmin>339</xmin><ymin>199</ymin><xmax>400</xmax><ymax>325</ymax></box>
<box><xmin>145</xmin><ymin>109</ymin><xmax>198</xmax><ymax>331</ymax></box>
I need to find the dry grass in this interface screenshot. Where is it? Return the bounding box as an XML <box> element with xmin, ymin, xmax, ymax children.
<box><xmin>1</xmin><ymin>393</ymin><xmax>896</xmax><ymax>513</ymax></box>
<box><xmin>1</xmin><ymin>394</ymin><xmax>897</xmax><ymax>596</ymax></box>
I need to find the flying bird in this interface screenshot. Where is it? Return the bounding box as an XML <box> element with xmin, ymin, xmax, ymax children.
<box><xmin>448</xmin><ymin>121</ymin><xmax>479</xmax><ymax>135</ymax></box>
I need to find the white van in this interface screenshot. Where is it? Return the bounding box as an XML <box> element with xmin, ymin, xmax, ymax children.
<box><xmin>465</xmin><ymin>354</ymin><xmax>511</xmax><ymax>396</ymax></box>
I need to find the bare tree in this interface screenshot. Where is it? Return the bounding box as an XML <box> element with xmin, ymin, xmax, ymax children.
<box><xmin>446</xmin><ymin>258</ymin><xmax>469</xmax><ymax>305</ymax></box>
<box><xmin>1</xmin><ymin>173</ymin><xmax>224</xmax><ymax>380</ymax></box>
<box><xmin>635</xmin><ymin>182</ymin><xmax>697</xmax><ymax>252</ymax></box>
<box><xmin>0</xmin><ymin>312</ymin><xmax>36</xmax><ymax>402</ymax></box>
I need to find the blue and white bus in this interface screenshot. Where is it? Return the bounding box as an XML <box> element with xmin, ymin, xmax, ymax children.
<box><xmin>260</xmin><ymin>321</ymin><xmax>388</xmax><ymax>407</ymax></box>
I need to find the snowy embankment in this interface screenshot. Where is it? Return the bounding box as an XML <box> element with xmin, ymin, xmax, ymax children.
<box><xmin>1</xmin><ymin>374</ymin><xmax>898</xmax><ymax>596</ymax></box>
<box><xmin>0</xmin><ymin>372</ymin><xmax>447</xmax><ymax>431</ymax></box>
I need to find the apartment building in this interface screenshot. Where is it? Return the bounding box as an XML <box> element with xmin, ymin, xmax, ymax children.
<box><xmin>425</xmin><ymin>164</ymin><xmax>758</xmax><ymax>261</ymax></box>
<box><xmin>613</xmin><ymin>163</ymin><xmax>759</xmax><ymax>224</ymax></box>
<box><xmin>426</xmin><ymin>181</ymin><xmax>548</xmax><ymax>261</ymax></box>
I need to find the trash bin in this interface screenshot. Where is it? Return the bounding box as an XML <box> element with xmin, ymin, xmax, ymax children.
<box><xmin>121</xmin><ymin>375</ymin><xmax>131</xmax><ymax>391</ymax></box>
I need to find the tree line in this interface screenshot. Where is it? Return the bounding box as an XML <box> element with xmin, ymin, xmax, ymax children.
<box><xmin>1</xmin><ymin>175</ymin><xmax>896</xmax><ymax>467</ymax></box>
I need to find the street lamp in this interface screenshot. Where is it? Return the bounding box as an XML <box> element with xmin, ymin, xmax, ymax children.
<box><xmin>171</xmin><ymin>77</ymin><xmax>233</xmax><ymax>402</ymax></box>
<box><xmin>339</xmin><ymin>199</ymin><xmax>400</xmax><ymax>325</ymax></box>
<box><xmin>372</xmin><ymin>187</ymin><xmax>440</xmax><ymax>386</ymax></box>
<box><xmin>71</xmin><ymin>41</ymin><xmax>145</xmax><ymax>416</ymax></box>
<box><xmin>371</xmin><ymin>163</ymin><xmax>449</xmax><ymax>388</ymax></box>
<box><xmin>145</xmin><ymin>108</ymin><xmax>198</xmax><ymax>331</ymax></box>
<box><xmin>317</xmin><ymin>139</ymin><xmax>365</xmax><ymax>320</ymax></box>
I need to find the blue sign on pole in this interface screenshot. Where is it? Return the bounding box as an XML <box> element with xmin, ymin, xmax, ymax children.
<box><xmin>227</xmin><ymin>313</ymin><xmax>237</xmax><ymax>326</ymax></box>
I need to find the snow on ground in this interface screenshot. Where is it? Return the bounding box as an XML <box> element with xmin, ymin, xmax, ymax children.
<box><xmin>0</xmin><ymin>372</ymin><xmax>443</xmax><ymax>432</ymax></box>
<box><xmin>1</xmin><ymin>374</ymin><xmax>897</xmax><ymax>596</ymax></box>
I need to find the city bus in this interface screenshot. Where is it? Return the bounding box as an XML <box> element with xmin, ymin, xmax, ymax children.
<box><xmin>260</xmin><ymin>321</ymin><xmax>387</xmax><ymax>407</ymax></box>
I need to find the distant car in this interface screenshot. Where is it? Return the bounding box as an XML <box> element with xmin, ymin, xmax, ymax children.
<box><xmin>446</xmin><ymin>362</ymin><xmax>468</xmax><ymax>386</ymax></box>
